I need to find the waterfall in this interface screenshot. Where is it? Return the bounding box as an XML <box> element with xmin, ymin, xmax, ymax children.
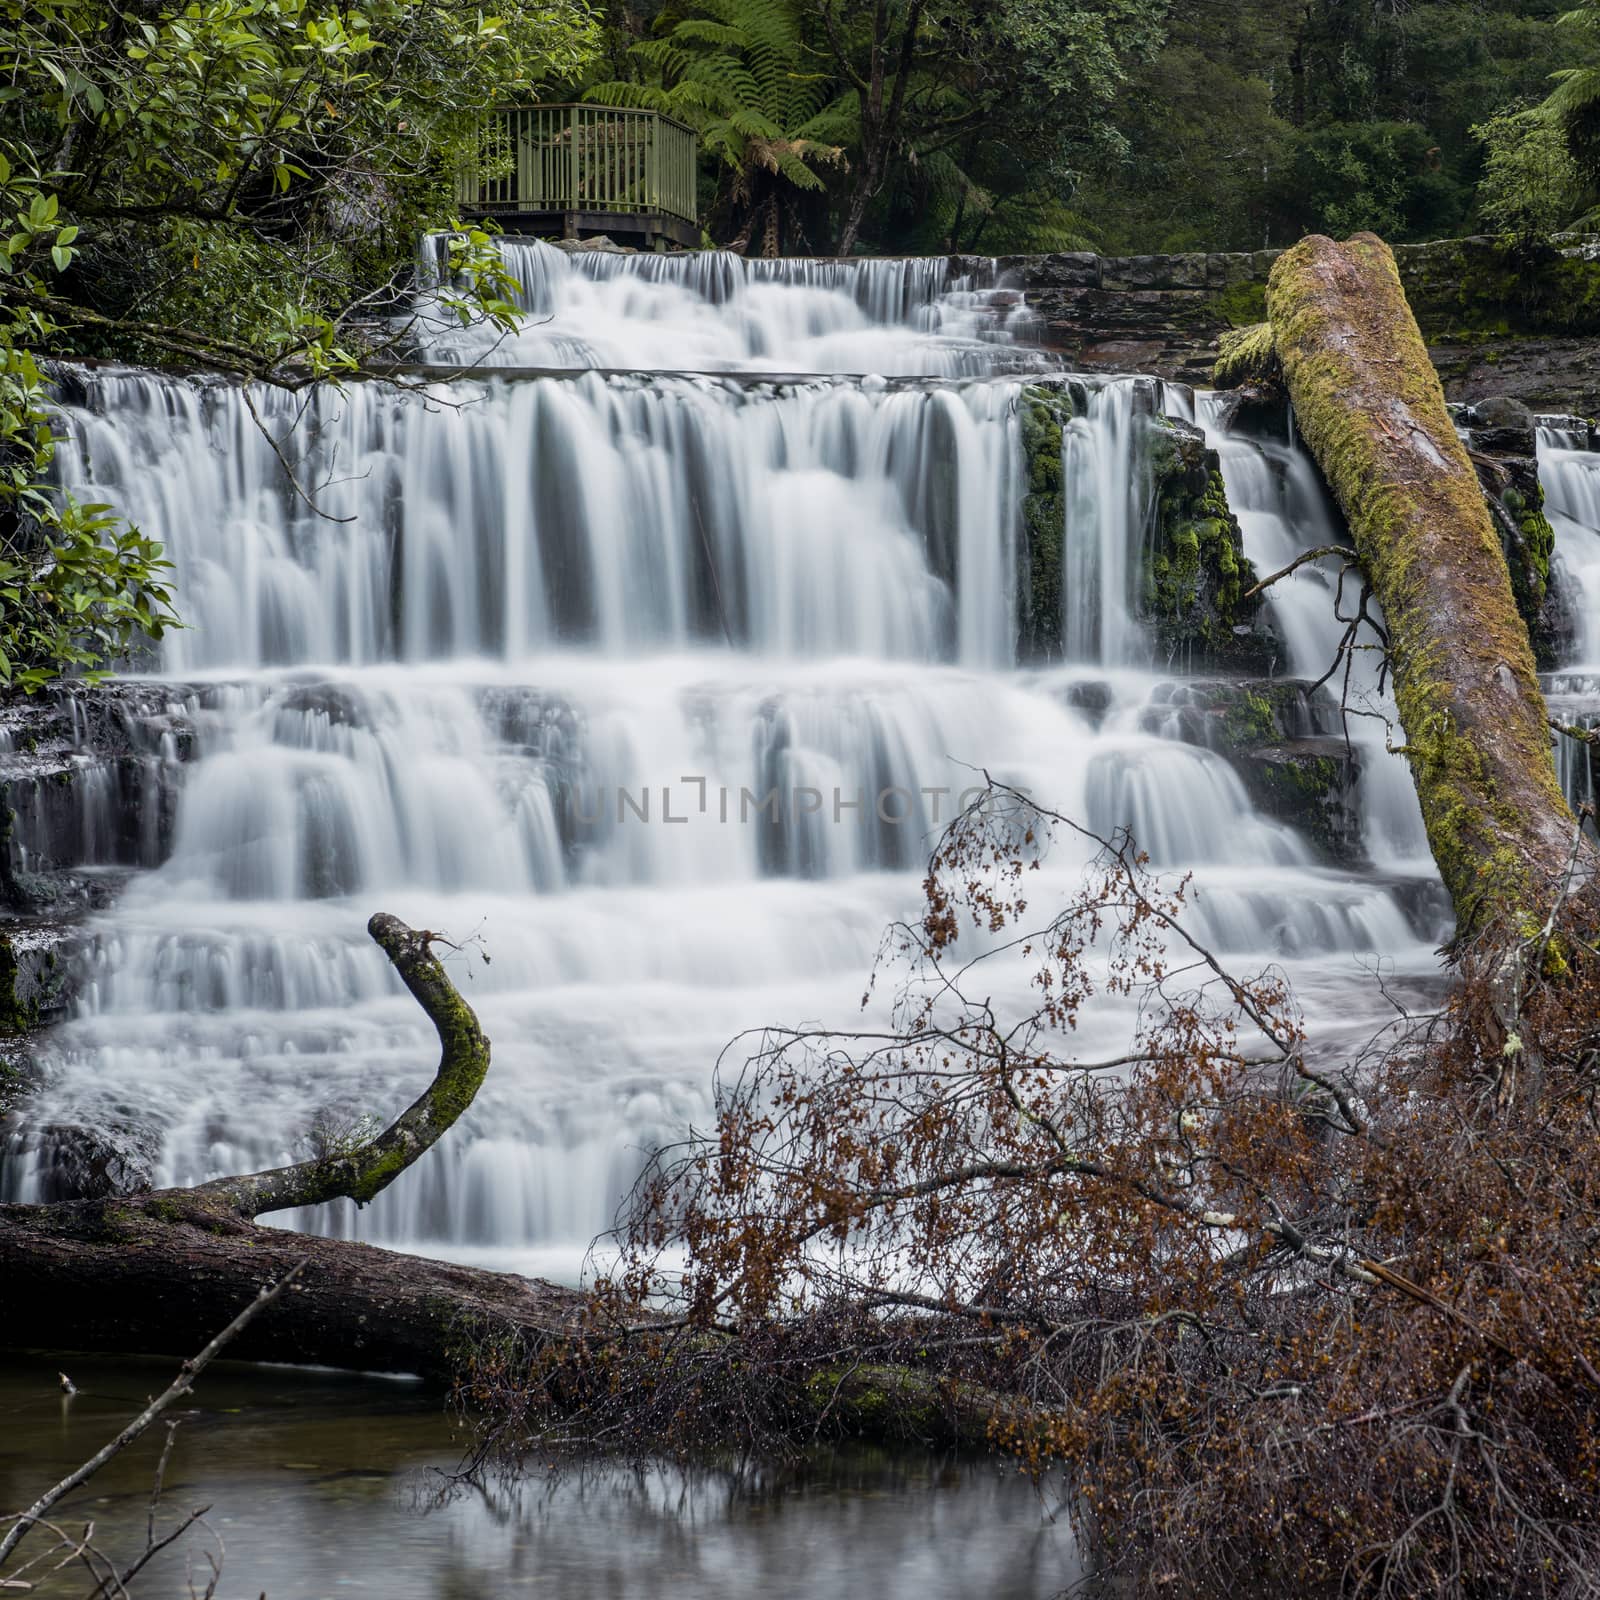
<box><xmin>1192</xmin><ymin>394</ymin><xmax>1436</xmax><ymax>874</ymax></box>
<box><xmin>1538</xmin><ymin>418</ymin><xmax>1600</xmax><ymax>832</ymax></box>
<box><xmin>1538</xmin><ymin>419</ymin><xmax>1600</xmax><ymax>667</ymax></box>
<box><xmin>417</xmin><ymin>239</ymin><xmax>1046</xmax><ymax>375</ymax></box>
<box><xmin>4</xmin><ymin>242</ymin><xmax>1447</xmax><ymax>1278</ymax></box>
<box><xmin>1062</xmin><ymin>381</ymin><xmax>1147</xmax><ymax>665</ymax></box>
<box><xmin>52</xmin><ymin>370</ymin><xmax>1020</xmax><ymax>671</ymax></box>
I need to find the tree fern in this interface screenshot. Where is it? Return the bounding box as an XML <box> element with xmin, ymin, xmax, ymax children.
<box><xmin>587</xmin><ymin>0</ymin><xmax>850</xmax><ymax>251</ymax></box>
<box><xmin>1542</xmin><ymin>1</ymin><xmax>1600</xmax><ymax>182</ymax></box>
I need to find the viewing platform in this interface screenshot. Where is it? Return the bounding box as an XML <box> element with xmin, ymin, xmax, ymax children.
<box><xmin>454</xmin><ymin>104</ymin><xmax>699</xmax><ymax>251</ymax></box>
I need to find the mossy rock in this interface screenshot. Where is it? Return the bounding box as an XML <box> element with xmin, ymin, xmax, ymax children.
<box><xmin>1140</xmin><ymin>679</ymin><xmax>1362</xmax><ymax>861</ymax></box>
<box><xmin>1206</xmin><ymin>280</ymin><xmax>1268</xmax><ymax>331</ymax></box>
<box><xmin>1229</xmin><ymin>740</ymin><xmax>1365</xmax><ymax>864</ymax></box>
<box><xmin>1144</xmin><ymin>677</ymin><xmax>1342</xmax><ymax>751</ymax></box>
<box><xmin>1140</xmin><ymin>417</ymin><xmax>1275</xmax><ymax>671</ymax></box>
<box><xmin>1398</xmin><ymin>236</ymin><xmax>1600</xmax><ymax>341</ymax></box>
<box><xmin>0</xmin><ymin>928</ymin><xmax>70</xmax><ymax>1035</ymax></box>
<box><xmin>1016</xmin><ymin>380</ymin><xmax>1075</xmax><ymax>660</ymax></box>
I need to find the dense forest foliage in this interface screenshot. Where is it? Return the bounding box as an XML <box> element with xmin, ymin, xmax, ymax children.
<box><xmin>583</xmin><ymin>0</ymin><xmax>1600</xmax><ymax>256</ymax></box>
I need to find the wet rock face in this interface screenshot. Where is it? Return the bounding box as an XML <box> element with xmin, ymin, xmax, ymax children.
<box><xmin>1143</xmin><ymin>679</ymin><xmax>1365</xmax><ymax>864</ymax></box>
<box><xmin>1470</xmin><ymin>394</ymin><xmax>1536</xmax><ymax>441</ymax></box>
<box><xmin>968</xmin><ymin>237</ymin><xmax>1600</xmax><ymax>414</ymax></box>
<box><xmin>1016</xmin><ymin>380</ymin><xmax>1074</xmax><ymax>660</ymax></box>
<box><xmin>1457</xmin><ymin>404</ymin><xmax>1573</xmax><ymax>671</ymax></box>
<box><xmin>1142</xmin><ymin>417</ymin><xmax>1276</xmax><ymax>674</ymax></box>
<box><xmin>0</xmin><ymin>925</ymin><xmax>76</xmax><ymax>1034</ymax></box>
<box><xmin>0</xmin><ymin>685</ymin><xmax>195</xmax><ymax>916</ymax></box>
<box><xmin>10</xmin><ymin>1120</ymin><xmax>157</xmax><ymax>1202</ymax></box>
<box><xmin>0</xmin><ymin>685</ymin><xmax>197</xmax><ymax>1053</ymax></box>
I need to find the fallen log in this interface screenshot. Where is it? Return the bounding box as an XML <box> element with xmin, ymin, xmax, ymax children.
<box><xmin>0</xmin><ymin>912</ymin><xmax>588</xmax><ymax>1375</ymax></box>
<box><xmin>0</xmin><ymin>1192</ymin><xmax>589</xmax><ymax>1377</ymax></box>
<box><xmin>0</xmin><ymin>914</ymin><xmax>991</xmax><ymax>1449</ymax></box>
<box><xmin>1263</xmin><ymin>232</ymin><xmax>1597</xmax><ymax>944</ymax></box>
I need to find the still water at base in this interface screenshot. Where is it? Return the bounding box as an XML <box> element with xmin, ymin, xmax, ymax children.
<box><xmin>0</xmin><ymin>1356</ymin><xmax>1080</xmax><ymax>1599</ymax></box>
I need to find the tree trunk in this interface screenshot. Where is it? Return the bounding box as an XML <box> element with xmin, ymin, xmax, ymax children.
<box><xmin>0</xmin><ymin>1195</ymin><xmax>588</xmax><ymax>1377</ymax></box>
<box><xmin>836</xmin><ymin>168</ymin><xmax>875</xmax><ymax>258</ymax></box>
<box><xmin>1264</xmin><ymin>232</ymin><xmax>1597</xmax><ymax>944</ymax></box>
<box><xmin>0</xmin><ymin>911</ymin><xmax>572</xmax><ymax>1377</ymax></box>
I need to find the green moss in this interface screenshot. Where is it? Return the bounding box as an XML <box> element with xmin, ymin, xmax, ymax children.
<box><xmin>1143</xmin><ymin>425</ymin><xmax>1269</xmax><ymax>669</ymax></box>
<box><xmin>1213</xmin><ymin>321</ymin><xmax>1278</xmax><ymax>389</ymax></box>
<box><xmin>1268</xmin><ymin>233</ymin><xmax>1575</xmax><ymax>934</ymax></box>
<box><xmin>1263</xmin><ymin>752</ymin><xmax>1339</xmax><ymax>797</ymax></box>
<box><xmin>0</xmin><ymin>937</ymin><xmax>38</xmax><ymax>1034</ymax></box>
<box><xmin>1016</xmin><ymin>382</ymin><xmax>1074</xmax><ymax>660</ymax></box>
<box><xmin>1222</xmin><ymin>689</ymin><xmax>1279</xmax><ymax>749</ymax></box>
<box><xmin>1400</xmin><ymin>237</ymin><xmax>1600</xmax><ymax>341</ymax></box>
<box><xmin>1207</xmin><ymin>280</ymin><xmax>1268</xmax><ymax>330</ymax></box>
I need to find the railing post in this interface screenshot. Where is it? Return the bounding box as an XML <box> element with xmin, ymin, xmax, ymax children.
<box><xmin>567</xmin><ymin>103</ymin><xmax>579</xmax><ymax>221</ymax></box>
<box><xmin>644</xmin><ymin>114</ymin><xmax>655</xmax><ymax>215</ymax></box>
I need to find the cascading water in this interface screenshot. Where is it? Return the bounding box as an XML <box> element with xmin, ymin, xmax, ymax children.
<box><xmin>1538</xmin><ymin>418</ymin><xmax>1600</xmax><ymax>667</ymax></box>
<box><xmin>1189</xmin><ymin>393</ymin><xmax>1438</xmax><ymax>873</ymax></box>
<box><xmin>1538</xmin><ymin>417</ymin><xmax>1600</xmax><ymax>832</ymax></box>
<box><xmin>5</xmin><ymin>244</ymin><xmax>1447</xmax><ymax>1278</ymax></box>
<box><xmin>417</xmin><ymin>238</ymin><xmax>1043</xmax><ymax>376</ymax></box>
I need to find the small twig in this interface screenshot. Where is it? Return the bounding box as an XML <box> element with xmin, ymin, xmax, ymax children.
<box><xmin>239</xmin><ymin>386</ymin><xmax>356</xmax><ymax>524</ymax></box>
<box><xmin>1242</xmin><ymin>544</ymin><xmax>1359</xmax><ymax>599</ymax></box>
<box><xmin>146</xmin><ymin>1423</ymin><xmax>178</xmax><ymax>1550</ymax></box>
<box><xmin>1549</xmin><ymin>718</ymin><xmax>1600</xmax><ymax>748</ymax></box>
<box><xmin>88</xmin><ymin>1507</ymin><xmax>211</xmax><ymax>1600</ymax></box>
<box><xmin>0</xmin><ymin>1264</ymin><xmax>306</xmax><ymax>1567</ymax></box>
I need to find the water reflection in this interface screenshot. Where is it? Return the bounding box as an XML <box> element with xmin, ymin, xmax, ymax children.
<box><xmin>0</xmin><ymin>1356</ymin><xmax>1079</xmax><ymax>1598</ymax></box>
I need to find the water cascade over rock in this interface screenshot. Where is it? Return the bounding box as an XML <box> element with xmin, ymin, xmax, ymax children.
<box><xmin>1538</xmin><ymin>416</ymin><xmax>1600</xmax><ymax>833</ymax></box>
<box><xmin>3</xmin><ymin>245</ymin><xmax>1460</xmax><ymax>1277</ymax></box>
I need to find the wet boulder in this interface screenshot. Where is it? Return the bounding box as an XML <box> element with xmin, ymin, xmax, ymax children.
<box><xmin>1145</xmin><ymin>679</ymin><xmax>1364</xmax><ymax>864</ymax></box>
<box><xmin>1141</xmin><ymin>417</ymin><xmax>1277</xmax><ymax>673</ymax></box>
<box><xmin>1458</xmin><ymin>402</ymin><xmax>1573</xmax><ymax>669</ymax></box>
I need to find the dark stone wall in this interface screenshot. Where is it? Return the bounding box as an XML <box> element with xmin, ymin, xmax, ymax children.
<box><xmin>960</xmin><ymin>235</ymin><xmax>1600</xmax><ymax>414</ymax></box>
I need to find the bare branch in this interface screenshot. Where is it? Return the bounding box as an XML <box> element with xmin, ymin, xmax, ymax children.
<box><xmin>0</xmin><ymin>1265</ymin><xmax>305</xmax><ymax>1568</ymax></box>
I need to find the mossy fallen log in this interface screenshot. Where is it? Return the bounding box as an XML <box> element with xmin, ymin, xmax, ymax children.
<box><xmin>1264</xmin><ymin>233</ymin><xmax>1596</xmax><ymax>943</ymax></box>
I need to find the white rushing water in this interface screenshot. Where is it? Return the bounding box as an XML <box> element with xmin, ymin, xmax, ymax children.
<box><xmin>417</xmin><ymin>238</ymin><xmax>1046</xmax><ymax>376</ymax></box>
<box><xmin>1539</xmin><ymin>418</ymin><xmax>1600</xmax><ymax>668</ymax></box>
<box><xmin>6</xmin><ymin>244</ymin><xmax>1448</xmax><ymax>1278</ymax></box>
<box><xmin>1539</xmin><ymin>417</ymin><xmax>1600</xmax><ymax>833</ymax></box>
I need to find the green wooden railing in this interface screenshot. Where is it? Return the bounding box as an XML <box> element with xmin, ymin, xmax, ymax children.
<box><xmin>455</xmin><ymin>104</ymin><xmax>698</xmax><ymax>227</ymax></box>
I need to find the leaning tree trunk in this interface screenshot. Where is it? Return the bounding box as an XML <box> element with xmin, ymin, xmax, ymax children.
<box><xmin>1264</xmin><ymin>232</ymin><xmax>1597</xmax><ymax>945</ymax></box>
